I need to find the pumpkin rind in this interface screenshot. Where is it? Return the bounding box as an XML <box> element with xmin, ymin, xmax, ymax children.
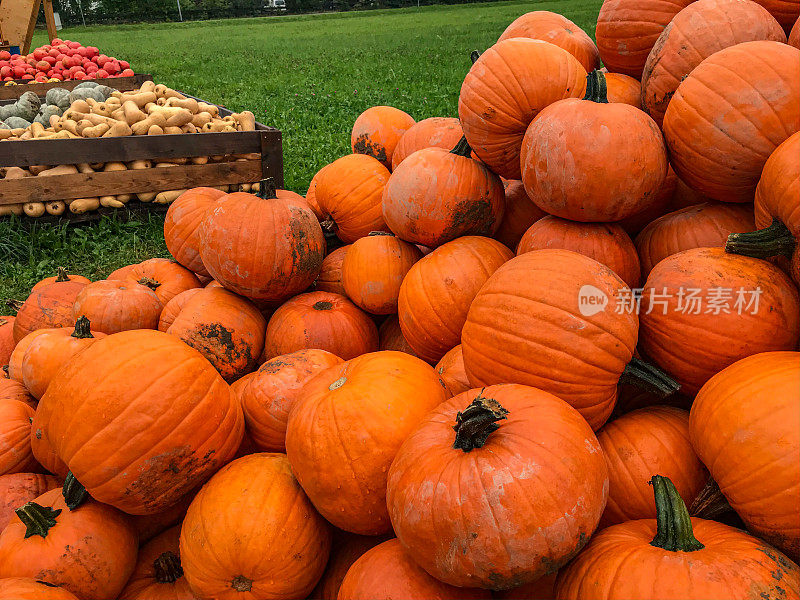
<box><xmin>377</xmin><ymin>316</ymin><xmax>418</xmax><ymax>356</ymax></box>
<box><xmin>494</xmin><ymin>180</ymin><xmax>546</xmax><ymax>250</ymax></box>
<box><xmin>0</xmin><ymin>378</ymin><xmax>35</xmax><ymax>409</ymax></box>
<box><xmin>163</xmin><ymin>187</ymin><xmax>227</xmax><ymax>277</ymax></box>
<box><xmin>309</xmin><ymin>530</ymin><xmax>387</xmax><ymax>600</ymax></box>
<box><xmin>0</xmin><ymin>578</ymin><xmax>78</xmax><ymax>600</ymax></box>
<box><xmin>351</xmin><ymin>106</ymin><xmax>415</xmax><ymax>169</ymax></box>
<box><xmin>314</xmin><ymin>245</ymin><xmax>349</xmax><ymax>296</ymax></box>
<box><xmin>604</xmin><ymin>72</ymin><xmax>641</xmax><ymax>108</ymax></box>
<box><xmin>434</xmin><ymin>345</ymin><xmax>470</xmax><ymax>397</ymax></box>
<box><xmin>753</xmin><ymin>0</ymin><xmax>800</xmax><ymax>30</ymax></box>
<box><xmin>109</xmin><ymin>258</ymin><xmax>201</xmax><ymax>306</ymax></box>
<box><xmin>12</xmin><ymin>281</ymin><xmax>84</xmax><ymax>343</ymax></box>
<box><xmin>72</xmin><ymin>280</ymin><xmax>162</xmax><ymax>334</ymax></box>
<box><xmin>0</xmin><ymin>317</ymin><xmax>14</xmax><ymax>370</ymax></box>
<box><xmin>391</xmin><ymin>117</ymin><xmax>463</xmax><ymax>171</ymax></box>
<box><xmin>0</xmin><ymin>400</ymin><xmax>37</xmax><ymax>476</ymax></box>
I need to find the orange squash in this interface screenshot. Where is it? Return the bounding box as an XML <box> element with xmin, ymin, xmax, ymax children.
<box><xmin>6</xmin><ymin>329</ymin><xmax>49</xmax><ymax>384</ymax></box>
<box><xmin>31</xmin><ymin>268</ymin><xmax>90</xmax><ymax>292</ymax></box>
<box><xmin>378</xmin><ymin>316</ymin><xmax>418</xmax><ymax>356</ymax></box>
<box><xmin>72</xmin><ymin>280</ymin><xmax>162</xmax><ymax>334</ymax></box>
<box><xmin>618</xmin><ymin>165</ymin><xmax>679</xmax><ymax>236</ymax></box>
<box><xmin>391</xmin><ymin>117</ymin><xmax>463</xmax><ymax>171</ymax></box>
<box><xmin>12</xmin><ymin>281</ymin><xmax>84</xmax><ymax>343</ymax></box>
<box><xmin>0</xmin><ymin>379</ymin><xmax>35</xmax><ymax>409</ymax></box>
<box><xmin>0</xmin><ymin>399</ymin><xmax>37</xmax><ymax>476</ymax></box>
<box><xmin>163</xmin><ymin>187</ymin><xmax>227</xmax><ymax>277</ymax></box>
<box><xmin>752</xmin><ymin>0</ymin><xmax>800</xmax><ymax>30</ymax></box>
<box><xmin>603</xmin><ymin>72</ymin><xmax>641</xmax><ymax>107</ymax></box>
<box><xmin>314</xmin><ymin>245</ymin><xmax>349</xmax><ymax>296</ymax></box>
<box><xmin>304</xmin><ymin>163</ymin><xmax>329</xmax><ymax>221</ymax></box>
<box><xmin>0</xmin><ymin>578</ymin><xmax>78</xmax><ymax>600</ymax></box>
<box><xmin>790</xmin><ymin>16</ymin><xmax>800</xmax><ymax>46</ymax></box>
<box><xmin>351</xmin><ymin>106</ymin><xmax>415</xmax><ymax>169</ymax></box>
<box><xmin>309</xmin><ymin>530</ymin><xmax>388</xmax><ymax>600</ymax></box>
<box><xmin>0</xmin><ymin>316</ymin><xmax>13</xmax><ymax>370</ymax></box>
<box><xmin>157</xmin><ymin>287</ymin><xmax>203</xmax><ymax>332</ymax></box>
<box><xmin>494</xmin><ymin>180</ymin><xmax>546</xmax><ymax>250</ymax></box>
<box><xmin>435</xmin><ymin>345</ymin><xmax>470</xmax><ymax>397</ymax></box>
<box><xmin>109</xmin><ymin>257</ymin><xmax>201</xmax><ymax>306</ymax></box>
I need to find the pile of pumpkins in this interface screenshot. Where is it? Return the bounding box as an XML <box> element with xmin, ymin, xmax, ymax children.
<box><xmin>0</xmin><ymin>0</ymin><xmax>799</xmax><ymax>598</ymax></box>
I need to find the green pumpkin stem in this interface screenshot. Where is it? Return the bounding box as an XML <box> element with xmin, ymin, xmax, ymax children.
<box><xmin>71</xmin><ymin>316</ymin><xmax>94</xmax><ymax>340</ymax></box>
<box><xmin>450</xmin><ymin>136</ymin><xmax>473</xmax><ymax>158</ymax></box>
<box><xmin>16</xmin><ymin>502</ymin><xmax>61</xmax><ymax>539</ymax></box>
<box><xmin>55</xmin><ymin>267</ymin><xmax>70</xmax><ymax>283</ymax></box>
<box><xmin>620</xmin><ymin>357</ymin><xmax>680</xmax><ymax>398</ymax></box>
<box><xmin>256</xmin><ymin>177</ymin><xmax>278</xmax><ymax>200</ymax></box>
<box><xmin>470</xmin><ymin>50</ymin><xmax>481</xmax><ymax>64</ymax></box>
<box><xmin>583</xmin><ymin>70</ymin><xmax>609</xmax><ymax>104</ymax></box>
<box><xmin>453</xmin><ymin>391</ymin><xmax>509</xmax><ymax>452</ymax></box>
<box><xmin>650</xmin><ymin>475</ymin><xmax>705</xmax><ymax>552</ymax></box>
<box><xmin>689</xmin><ymin>478</ymin><xmax>733</xmax><ymax>520</ymax></box>
<box><xmin>153</xmin><ymin>551</ymin><xmax>184</xmax><ymax>584</ymax></box>
<box><xmin>63</xmin><ymin>472</ymin><xmax>89</xmax><ymax>510</ymax></box>
<box><xmin>725</xmin><ymin>218</ymin><xmax>795</xmax><ymax>259</ymax></box>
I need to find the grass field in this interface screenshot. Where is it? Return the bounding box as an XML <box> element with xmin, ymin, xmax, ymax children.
<box><xmin>1</xmin><ymin>0</ymin><xmax>603</xmax><ymax>301</ymax></box>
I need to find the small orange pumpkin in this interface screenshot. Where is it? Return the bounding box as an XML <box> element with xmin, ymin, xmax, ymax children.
<box><xmin>351</xmin><ymin>106</ymin><xmax>415</xmax><ymax>169</ymax></box>
<box><xmin>315</xmin><ymin>245</ymin><xmax>349</xmax><ymax>296</ymax></box>
<box><xmin>163</xmin><ymin>187</ymin><xmax>227</xmax><ymax>277</ymax></box>
<box><xmin>12</xmin><ymin>281</ymin><xmax>84</xmax><ymax>343</ymax></box>
<box><xmin>603</xmin><ymin>72</ymin><xmax>641</xmax><ymax>108</ymax></box>
<box><xmin>0</xmin><ymin>399</ymin><xmax>37</xmax><ymax>476</ymax></box>
<box><xmin>0</xmin><ymin>578</ymin><xmax>78</xmax><ymax>600</ymax></box>
<box><xmin>109</xmin><ymin>258</ymin><xmax>201</xmax><ymax>306</ymax></box>
<box><xmin>378</xmin><ymin>316</ymin><xmax>417</xmax><ymax>356</ymax></box>
<box><xmin>0</xmin><ymin>316</ymin><xmax>13</xmax><ymax>369</ymax></box>
<box><xmin>494</xmin><ymin>180</ymin><xmax>546</xmax><ymax>250</ymax></box>
<box><xmin>157</xmin><ymin>287</ymin><xmax>203</xmax><ymax>332</ymax></box>
<box><xmin>435</xmin><ymin>345</ymin><xmax>470</xmax><ymax>397</ymax></box>
<box><xmin>72</xmin><ymin>280</ymin><xmax>162</xmax><ymax>334</ymax></box>
<box><xmin>391</xmin><ymin>117</ymin><xmax>463</xmax><ymax>171</ymax></box>
<box><xmin>31</xmin><ymin>267</ymin><xmax>90</xmax><ymax>292</ymax></box>
<box><xmin>0</xmin><ymin>379</ymin><xmax>35</xmax><ymax>409</ymax></box>
<box><xmin>304</xmin><ymin>164</ymin><xmax>329</xmax><ymax>221</ymax></box>
<box><xmin>310</xmin><ymin>530</ymin><xmax>388</xmax><ymax>600</ymax></box>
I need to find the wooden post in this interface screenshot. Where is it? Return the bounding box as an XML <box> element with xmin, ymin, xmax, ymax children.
<box><xmin>43</xmin><ymin>0</ymin><xmax>57</xmax><ymax>41</ymax></box>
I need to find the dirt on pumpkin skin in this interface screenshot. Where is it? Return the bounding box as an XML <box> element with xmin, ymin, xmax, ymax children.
<box><xmin>353</xmin><ymin>134</ymin><xmax>388</xmax><ymax>165</ymax></box>
<box><xmin>185</xmin><ymin>322</ymin><xmax>255</xmax><ymax>382</ymax></box>
<box><xmin>440</xmin><ymin>198</ymin><xmax>496</xmax><ymax>243</ymax></box>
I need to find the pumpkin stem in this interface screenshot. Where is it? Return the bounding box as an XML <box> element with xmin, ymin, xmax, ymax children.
<box><xmin>153</xmin><ymin>551</ymin><xmax>184</xmax><ymax>584</ymax></box>
<box><xmin>470</xmin><ymin>50</ymin><xmax>481</xmax><ymax>64</ymax></box>
<box><xmin>231</xmin><ymin>575</ymin><xmax>253</xmax><ymax>592</ymax></box>
<box><xmin>6</xmin><ymin>299</ymin><xmax>23</xmax><ymax>312</ymax></box>
<box><xmin>453</xmin><ymin>391</ymin><xmax>509</xmax><ymax>452</ymax></box>
<box><xmin>649</xmin><ymin>475</ymin><xmax>705</xmax><ymax>552</ymax></box>
<box><xmin>368</xmin><ymin>231</ymin><xmax>394</xmax><ymax>237</ymax></box>
<box><xmin>689</xmin><ymin>478</ymin><xmax>733</xmax><ymax>520</ymax></box>
<box><xmin>55</xmin><ymin>267</ymin><xmax>70</xmax><ymax>282</ymax></box>
<box><xmin>256</xmin><ymin>177</ymin><xmax>278</xmax><ymax>200</ymax></box>
<box><xmin>620</xmin><ymin>357</ymin><xmax>680</xmax><ymax>398</ymax></box>
<box><xmin>138</xmin><ymin>277</ymin><xmax>161</xmax><ymax>290</ymax></box>
<box><xmin>15</xmin><ymin>502</ymin><xmax>61</xmax><ymax>539</ymax></box>
<box><xmin>583</xmin><ymin>70</ymin><xmax>609</xmax><ymax>104</ymax></box>
<box><xmin>313</xmin><ymin>301</ymin><xmax>333</xmax><ymax>311</ymax></box>
<box><xmin>63</xmin><ymin>472</ymin><xmax>89</xmax><ymax>510</ymax></box>
<box><xmin>71</xmin><ymin>316</ymin><xmax>94</xmax><ymax>339</ymax></box>
<box><xmin>725</xmin><ymin>218</ymin><xmax>795</xmax><ymax>259</ymax></box>
<box><xmin>450</xmin><ymin>136</ymin><xmax>473</xmax><ymax>158</ymax></box>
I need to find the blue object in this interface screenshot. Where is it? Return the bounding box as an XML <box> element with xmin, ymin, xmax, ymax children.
<box><xmin>10</xmin><ymin>46</ymin><xmax>20</xmax><ymax>56</ymax></box>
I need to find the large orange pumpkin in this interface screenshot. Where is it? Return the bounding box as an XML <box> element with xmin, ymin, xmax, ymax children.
<box><xmin>458</xmin><ymin>38</ymin><xmax>587</xmax><ymax>179</ymax></box>
<box><xmin>351</xmin><ymin>106</ymin><xmax>415</xmax><ymax>169</ymax></box>
<box><xmin>521</xmin><ymin>70</ymin><xmax>668</xmax><ymax>223</ymax></box>
<box><xmin>12</xmin><ymin>280</ymin><xmax>84</xmax><ymax>343</ymax></box>
<box><xmin>494</xmin><ymin>180</ymin><xmax>546</xmax><ymax>250</ymax></box>
<box><xmin>597</xmin><ymin>406</ymin><xmax>707</xmax><ymax>527</ymax></box>
<box><xmin>690</xmin><ymin>351</ymin><xmax>800</xmax><ymax>559</ymax></box>
<box><xmin>435</xmin><ymin>345</ymin><xmax>470</xmax><ymax>396</ymax></box>
<box><xmin>31</xmin><ymin>268</ymin><xmax>90</xmax><ymax>292</ymax></box>
<box><xmin>163</xmin><ymin>287</ymin><xmax>267</xmax><ymax>382</ymax></box>
<box><xmin>117</xmin><ymin>526</ymin><xmax>196</xmax><ymax>600</ymax></box>
<box><xmin>641</xmin><ymin>0</ymin><xmax>786</xmax><ymax>127</ymax></box>
<box><xmin>377</xmin><ymin>315</ymin><xmax>417</xmax><ymax>356</ymax></box>
<box><xmin>180</xmin><ymin>453</ymin><xmax>331</xmax><ymax>600</ymax></box>
<box><xmin>163</xmin><ymin>187</ymin><xmax>227</xmax><ymax>277</ymax></box>
<box><xmin>398</xmin><ymin>236</ymin><xmax>513</xmax><ymax>363</ymax></box>
<box><xmin>0</xmin><ymin>578</ymin><xmax>78</xmax><ymax>600</ymax></box>
<box><xmin>314</xmin><ymin>245</ymin><xmax>349</xmax><ymax>296</ymax></box>
<box><xmin>752</xmin><ymin>0</ymin><xmax>800</xmax><ymax>30</ymax></box>
<box><xmin>0</xmin><ymin>399</ymin><xmax>36</xmax><ymax>476</ymax></box>
<box><xmin>109</xmin><ymin>258</ymin><xmax>201</xmax><ymax>306</ymax></box>
<box><xmin>0</xmin><ymin>474</ymin><xmax>59</xmax><ymax>532</ymax></box>
<box><xmin>639</xmin><ymin>248</ymin><xmax>799</xmax><ymax>394</ymax></box>
<box><xmin>309</xmin><ymin>530</ymin><xmax>388</xmax><ymax>600</ymax></box>
<box><xmin>663</xmin><ymin>41</ymin><xmax>799</xmax><ymax>203</ymax></box>
<box><xmin>603</xmin><ymin>72</ymin><xmax>641</xmax><ymax>108</ymax></box>
<box><xmin>199</xmin><ymin>180</ymin><xmax>324</xmax><ymax>301</ymax></box>
<box><xmin>517</xmin><ymin>217</ymin><xmax>641</xmax><ymax>288</ymax></box>
<box><xmin>33</xmin><ymin>330</ymin><xmax>243</xmax><ymax>514</ymax></box>
<box><xmin>286</xmin><ymin>351</ymin><xmax>448</xmax><ymax>535</ymax></box>
<box><xmin>72</xmin><ymin>280</ymin><xmax>162</xmax><ymax>334</ymax></box>
<box><xmin>387</xmin><ymin>384</ymin><xmax>608</xmax><ymax>589</ymax></box>
<box><xmin>596</xmin><ymin>0</ymin><xmax>695</xmax><ymax>78</ymax></box>
<box><xmin>263</xmin><ymin>291</ymin><xmax>378</xmax><ymax>360</ymax></box>
<box><xmin>555</xmin><ymin>475</ymin><xmax>800</xmax><ymax>598</ymax></box>
<box><xmin>391</xmin><ymin>117</ymin><xmax>463</xmax><ymax>171</ymax></box>
<box><xmin>157</xmin><ymin>287</ymin><xmax>202</xmax><ymax>332</ymax></box>
<box><xmin>0</xmin><ymin>316</ymin><xmax>13</xmax><ymax>369</ymax></box>
<box><xmin>498</xmin><ymin>10</ymin><xmax>601</xmax><ymax>72</ymax></box>
<box><xmin>242</xmin><ymin>349</ymin><xmax>343</xmax><ymax>452</ymax></box>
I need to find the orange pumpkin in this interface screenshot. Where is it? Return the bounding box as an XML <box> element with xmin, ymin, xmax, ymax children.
<box><xmin>663</xmin><ymin>41</ymin><xmax>799</xmax><ymax>203</ymax></box>
<box><xmin>603</xmin><ymin>72</ymin><xmax>641</xmax><ymax>107</ymax></box>
<box><xmin>12</xmin><ymin>281</ymin><xmax>84</xmax><ymax>343</ymax></box>
<box><xmin>72</xmin><ymin>280</ymin><xmax>162</xmax><ymax>334</ymax></box>
<box><xmin>6</xmin><ymin>329</ymin><xmax>48</xmax><ymax>384</ymax></box>
<box><xmin>29</xmin><ymin>423</ymin><xmax>68</xmax><ymax>479</ymax></box>
<box><xmin>435</xmin><ymin>345</ymin><xmax>470</xmax><ymax>397</ymax></box>
<box><xmin>391</xmin><ymin>117</ymin><xmax>463</xmax><ymax>171</ymax></box>
<box><xmin>309</xmin><ymin>530</ymin><xmax>388</xmax><ymax>600</ymax></box>
<box><xmin>498</xmin><ymin>10</ymin><xmax>601</xmax><ymax>72</ymax></box>
<box><xmin>398</xmin><ymin>236</ymin><xmax>513</xmax><ymax>363</ymax></box>
<box><xmin>378</xmin><ymin>315</ymin><xmax>417</xmax><ymax>356</ymax></box>
<box><xmin>555</xmin><ymin>475</ymin><xmax>800</xmax><ymax>599</ymax></box>
<box><xmin>286</xmin><ymin>351</ymin><xmax>448</xmax><ymax>534</ymax></box>
<box><xmin>31</xmin><ymin>268</ymin><xmax>90</xmax><ymax>292</ymax></box>
<box><xmin>342</xmin><ymin>232</ymin><xmax>422</xmax><ymax>314</ymax></box>
<box><xmin>386</xmin><ymin>385</ymin><xmax>608</xmax><ymax>589</ymax></box>
<box><xmin>0</xmin><ymin>400</ymin><xmax>36</xmax><ymax>476</ymax></box>
<box><xmin>641</xmin><ymin>0</ymin><xmax>786</xmax><ymax>127</ymax></box>
<box><xmin>351</xmin><ymin>106</ymin><xmax>415</xmax><ymax>169</ymax></box>
<box><xmin>690</xmin><ymin>351</ymin><xmax>800</xmax><ymax>559</ymax></box>
<box><xmin>304</xmin><ymin>164</ymin><xmax>329</xmax><ymax>221</ymax></box>
<box><xmin>315</xmin><ymin>245</ymin><xmax>349</xmax><ymax>296</ymax></box>
<box><xmin>33</xmin><ymin>330</ymin><xmax>243</xmax><ymax>514</ymax></box>
<box><xmin>163</xmin><ymin>287</ymin><xmax>267</xmax><ymax>382</ymax></box>
<box><xmin>639</xmin><ymin>248</ymin><xmax>799</xmax><ymax>394</ymax></box>
<box><xmin>752</xmin><ymin>0</ymin><xmax>800</xmax><ymax>30</ymax></box>
<box><xmin>521</xmin><ymin>70</ymin><xmax>668</xmax><ymax>223</ymax></box>
<box><xmin>0</xmin><ymin>316</ymin><xmax>13</xmax><ymax>369</ymax></box>
<box><xmin>163</xmin><ymin>187</ymin><xmax>227</xmax><ymax>277</ymax></box>
<box><xmin>242</xmin><ymin>349</ymin><xmax>343</xmax><ymax>452</ymax></box>
<box><xmin>790</xmin><ymin>15</ymin><xmax>800</xmax><ymax>46</ymax></box>
<box><xmin>128</xmin><ymin>490</ymin><xmax>195</xmax><ymax>546</ymax></box>
<box><xmin>157</xmin><ymin>287</ymin><xmax>202</xmax><ymax>332</ymax></box>
<box><xmin>458</xmin><ymin>38</ymin><xmax>587</xmax><ymax>179</ymax></box>
<box><xmin>596</xmin><ymin>0</ymin><xmax>695</xmax><ymax>78</ymax></box>
<box><xmin>0</xmin><ymin>379</ymin><xmax>35</xmax><ymax>409</ymax></box>
<box><xmin>494</xmin><ymin>180</ymin><xmax>546</xmax><ymax>250</ymax></box>
<box><xmin>180</xmin><ymin>453</ymin><xmax>331</xmax><ymax>600</ymax></box>
<box><xmin>382</xmin><ymin>137</ymin><xmax>505</xmax><ymax>247</ymax></box>
<box><xmin>109</xmin><ymin>258</ymin><xmax>201</xmax><ymax>306</ymax></box>
<box><xmin>618</xmin><ymin>165</ymin><xmax>679</xmax><ymax>236</ymax></box>
<box><xmin>517</xmin><ymin>217</ymin><xmax>641</xmax><ymax>288</ymax></box>
<box><xmin>0</xmin><ymin>578</ymin><xmax>78</xmax><ymax>600</ymax></box>
<box><xmin>263</xmin><ymin>291</ymin><xmax>378</xmax><ymax>360</ymax></box>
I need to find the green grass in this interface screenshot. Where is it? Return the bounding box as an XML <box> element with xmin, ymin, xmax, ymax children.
<box><xmin>1</xmin><ymin>0</ymin><xmax>602</xmax><ymax>301</ymax></box>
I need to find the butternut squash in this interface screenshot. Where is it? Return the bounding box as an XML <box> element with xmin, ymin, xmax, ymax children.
<box><xmin>69</xmin><ymin>197</ymin><xmax>100</xmax><ymax>214</ymax></box>
<box><xmin>82</xmin><ymin>123</ymin><xmax>110</xmax><ymax>138</ymax></box>
<box><xmin>100</xmin><ymin>196</ymin><xmax>124</xmax><ymax>208</ymax></box>
<box><xmin>0</xmin><ymin>204</ymin><xmax>23</xmax><ymax>216</ymax></box>
<box><xmin>122</xmin><ymin>101</ymin><xmax>147</xmax><ymax>125</ymax></box>
<box><xmin>102</xmin><ymin>122</ymin><xmax>133</xmax><ymax>137</ymax></box>
<box><xmin>120</xmin><ymin>91</ymin><xmax>157</xmax><ymax>108</ymax></box>
<box><xmin>39</xmin><ymin>165</ymin><xmax>78</xmax><ymax>177</ymax></box>
<box><xmin>45</xmin><ymin>201</ymin><xmax>65</xmax><ymax>216</ymax></box>
<box><xmin>23</xmin><ymin>202</ymin><xmax>45</xmax><ymax>217</ymax></box>
<box><xmin>28</xmin><ymin>165</ymin><xmax>49</xmax><ymax>175</ymax></box>
<box><xmin>165</xmin><ymin>97</ymin><xmax>199</xmax><ymax>113</ymax></box>
<box><xmin>137</xmin><ymin>192</ymin><xmax>157</xmax><ymax>202</ymax></box>
<box><xmin>154</xmin><ymin>189</ymin><xmax>186</xmax><ymax>204</ymax></box>
<box><xmin>233</xmin><ymin>111</ymin><xmax>256</xmax><ymax>131</ymax></box>
<box><xmin>131</xmin><ymin>113</ymin><xmax>167</xmax><ymax>135</ymax></box>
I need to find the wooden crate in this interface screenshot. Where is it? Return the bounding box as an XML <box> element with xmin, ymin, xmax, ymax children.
<box><xmin>0</xmin><ymin>74</ymin><xmax>153</xmax><ymax>102</ymax></box>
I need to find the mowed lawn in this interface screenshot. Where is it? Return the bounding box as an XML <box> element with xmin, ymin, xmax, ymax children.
<box><xmin>1</xmin><ymin>0</ymin><xmax>602</xmax><ymax>300</ymax></box>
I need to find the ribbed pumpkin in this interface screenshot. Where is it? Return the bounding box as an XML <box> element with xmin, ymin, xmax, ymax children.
<box><xmin>198</xmin><ymin>179</ymin><xmax>324</xmax><ymax>300</ymax></box>
<box><xmin>286</xmin><ymin>351</ymin><xmax>448</xmax><ymax>535</ymax></box>
<box><xmin>598</xmin><ymin>406</ymin><xmax>707</xmax><ymax>527</ymax></box>
<box><xmin>663</xmin><ymin>41</ymin><xmax>799</xmax><ymax>203</ymax></box>
<box><xmin>109</xmin><ymin>258</ymin><xmax>201</xmax><ymax>306</ymax></box>
<box><xmin>603</xmin><ymin>72</ymin><xmax>641</xmax><ymax>107</ymax></box>
<box><xmin>639</xmin><ymin>248</ymin><xmax>799</xmax><ymax>394</ymax></box>
<box><xmin>378</xmin><ymin>316</ymin><xmax>417</xmax><ymax>356</ymax></box>
<box><xmin>0</xmin><ymin>486</ymin><xmax>138</xmax><ymax>600</ymax></box>
<box><xmin>351</xmin><ymin>106</ymin><xmax>415</xmax><ymax>169</ymax></box>
<box><xmin>314</xmin><ymin>245</ymin><xmax>349</xmax><ymax>296</ymax></box>
<box><xmin>641</xmin><ymin>0</ymin><xmax>786</xmax><ymax>127</ymax></box>
<box><xmin>791</xmin><ymin>15</ymin><xmax>800</xmax><ymax>45</ymax></box>
<box><xmin>31</xmin><ymin>268</ymin><xmax>91</xmax><ymax>292</ymax></box>
<box><xmin>304</xmin><ymin>164</ymin><xmax>329</xmax><ymax>221</ymax></box>
<box><xmin>382</xmin><ymin>137</ymin><xmax>505</xmax><ymax>247</ymax></box>
<box><xmin>339</xmin><ymin>539</ymin><xmax>492</xmax><ymax>600</ymax></box>
<box><xmin>498</xmin><ymin>10</ymin><xmax>601</xmax><ymax>72</ymax></box>
<box><xmin>263</xmin><ymin>291</ymin><xmax>378</xmax><ymax>360</ymax></box>
<box><xmin>458</xmin><ymin>38</ymin><xmax>587</xmax><ymax>180</ymax></box>
<box><xmin>690</xmin><ymin>351</ymin><xmax>800</xmax><ymax>559</ymax></box>
<box><xmin>435</xmin><ymin>345</ymin><xmax>470</xmax><ymax>397</ymax></box>
<box><xmin>128</xmin><ymin>490</ymin><xmax>195</xmax><ymax>546</ymax></box>
<box><xmin>0</xmin><ymin>399</ymin><xmax>36</xmax><ymax>476</ymax></box>
<box><xmin>398</xmin><ymin>236</ymin><xmax>513</xmax><ymax>363</ymax></box>
<box><xmin>387</xmin><ymin>384</ymin><xmax>608</xmax><ymax>589</ymax></box>
<box><xmin>29</xmin><ymin>425</ymin><xmax>68</xmax><ymax>479</ymax></box>
<box><xmin>618</xmin><ymin>165</ymin><xmax>679</xmax><ymax>236</ymax></box>
<box><xmin>163</xmin><ymin>187</ymin><xmax>227</xmax><ymax>277</ymax></box>
<box><xmin>517</xmin><ymin>217</ymin><xmax>641</xmax><ymax>288</ymax></box>
<box><xmin>309</xmin><ymin>531</ymin><xmax>388</xmax><ymax>600</ymax></box>
<box><xmin>494</xmin><ymin>180</ymin><xmax>546</xmax><ymax>250</ymax></box>
<box><xmin>521</xmin><ymin>70</ymin><xmax>668</xmax><ymax>223</ymax></box>
<box><xmin>180</xmin><ymin>453</ymin><xmax>331</xmax><ymax>600</ymax></box>
<box><xmin>0</xmin><ymin>316</ymin><xmax>13</xmax><ymax>369</ymax></box>
<box><xmin>33</xmin><ymin>330</ymin><xmax>243</xmax><ymax>514</ymax></box>
<box><xmin>19</xmin><ymin>318</ymin><xmax>105</xmax><ymax>400</ymax></box>
<box><xmin>242</xmin><ymin>349</ymin><xmax>343</xmax><ymax>452</ymax></box>
<box><xmin>596</xmin><ymin>0</ymin><xmax>695</xmax><ymax>78</ymax></box>
<box><xmin>12</xmin><ymin>281</ymin><xmax>84</xmax><ymax>343</ymax></box>
<box><xmin>163</xmin><ymin>287</ymin><xmax>266</xmax><ymax>382</ymax></box>
<box><xmin>391</xmin><ymin>117</ymin><xmax>463</xmax><ymax>171</ymax></box>
<box><xmin>72</xmin><ymin>280</ymin><xmax>162</xmax><ymax>334</ymax></box>
<box><xmin>117</xmin><ymin>526</ymin><xmax>196</xmax><ymax>600</ymax></box>
<box><xmin>636</xmin><ymin>203</ymin><xmax>755</xmax><ymax>277</ymax></box>
<box><xmin>342</xmin><ymin>232</ymin><xmax>422</xmax><ymax>314</ymax></box>
<box><xmin>555</xmin><ymin>475</ymin><xmax>800</xmax><ymax>599</ymax></box>
<box><xmin>0</xmin><ymin>578</ymin><xmax>78</xmax><ymax>600</ymax></box>
<box><xmin>6</xmin><ymin>329</ymin><xmax>48</xmax><ymax>384</ymax></box>
<box><xmin>0</xmin><ymin>379</ymin><xmax>35</xmax><ymax>408</ymax></box>
<box><xmin>315</xmin><ymin>154</ymin><xmax>391</xmax><ymax>243</ymax></box>
<box><xmin>753</xmin><ymin>0</ymin><xmax>800</xmax><ymax>30</ymax></box>
<box><xmin>157</xmin><ymin>288</ymin><xmax>202</xmax><ymax>332</ymax></box>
